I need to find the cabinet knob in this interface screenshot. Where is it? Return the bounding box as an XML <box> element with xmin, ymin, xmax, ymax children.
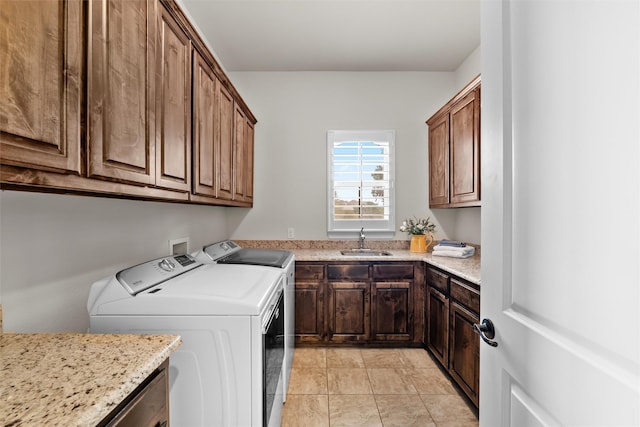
<box><xmin>473</xmin><ymin>318</ymin><xmax>498</xmax><ymax>347</ymax></box>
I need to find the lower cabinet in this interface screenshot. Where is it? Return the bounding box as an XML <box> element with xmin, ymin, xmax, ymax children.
<box><xmin>99</xmin><ymin>359</ymin><xmax>169</xmax><ymax>427</ymax></box>
<box><xmin>425</xmin><ymin>266</ymin><xmax>480</xmax><ymax>407</ymax></box>
<box><xmin>426</xmin><ymin>285</ymin><xmax>449</xmax><ymax>366</ymax></box>
<box><xmin>294</xmin><ymin>261</ymin><xmax>424</xmax><ymax>346</ymax></box>
<box><xmin>295</xmin><ymin>263</ymin><xmax>325</xmax><ymax>343</ymax></box>
<box><xmin>327</xmin><ymin>281</ymin><xmax>370</xmax><ymax>342</ymax></box>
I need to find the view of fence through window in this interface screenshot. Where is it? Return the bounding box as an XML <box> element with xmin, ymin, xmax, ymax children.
<box><xmin>332</xmin><ymin>140</ymin><xmax>390</xmax><ymax>221</ymax></box>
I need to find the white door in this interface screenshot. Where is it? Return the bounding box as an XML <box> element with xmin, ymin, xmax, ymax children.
<box><xmin>480</xmin><ymin>1</ymin><xmax>640</xmax><ymax>426</ymax></box>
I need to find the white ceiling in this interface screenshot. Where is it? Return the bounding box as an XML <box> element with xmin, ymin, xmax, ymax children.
<box><xmin>178</xmin><ymin>0</ymin><xmax>481</xmax><ymax>72</ymax></box>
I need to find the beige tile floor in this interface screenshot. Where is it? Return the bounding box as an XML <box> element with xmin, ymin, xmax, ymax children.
<box><xmin>281</xmin><ymin>347</ymin><xmax>479</xmax><ymax>427</ymax></box>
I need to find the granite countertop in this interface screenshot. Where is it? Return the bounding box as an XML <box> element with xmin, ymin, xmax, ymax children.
<box><xmin>292</xmin><ymin>249</ymin><xmax>481</xmax><ymax>285</ymax></box>
<box><xmin>233</xmin><ymin>240</ymin><xmax>481</xmax><ymax>285</ymax></box>
<box><xmin>0</xmin><ymin>333</ymin><xmax>181</xmax><ymax>427</ymax></box>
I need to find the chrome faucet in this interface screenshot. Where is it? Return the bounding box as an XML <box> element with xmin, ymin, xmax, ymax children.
<box><xmin>359</xmin><ymin>227</ymin><xmax>366</xmax><ymax>249</ymax></box>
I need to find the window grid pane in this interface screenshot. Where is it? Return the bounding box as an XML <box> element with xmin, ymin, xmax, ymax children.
<box><xmin>332</xmin><ymin>140</ymin><xmax>390</xmax><ymax>221</ymax></box>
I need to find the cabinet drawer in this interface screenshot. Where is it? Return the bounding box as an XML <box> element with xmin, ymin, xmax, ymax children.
<box><xmin>426</xmin><ymin>267</ymin><xmax>449</xmax><ymax>294</ymax></box>
<box><xmin>103</xmin><ymin>361</ymin><xmax>168</xmax><ymax>427</ymax></box>
<box><xmin>450</xmin><ymin>278</ymin><xmax>480</xmax><ymax>314</ymax></box>
<box><xmin>372</xmin><ymin>264</ymin><xmax>414</xmax><ymax>280</ymax></box>
<box><xmin>327</xmin><ymin>264</ymin><xmax>369</xmax><ymax>280</ymax></box>
<box><xmin>296</xmin><ymin>264</ymin><xmax>325</xmax><ymax>280</ymax></box>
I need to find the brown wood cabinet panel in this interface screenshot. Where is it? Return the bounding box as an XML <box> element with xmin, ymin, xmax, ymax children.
<box><xmin>450</xmin><ymin>301</ymin><xmax>480</xmax><ymax>407</ymax></box>
<box><xmin>426</xmin><ymin>286</ymin><xmax>449</xmax><ymax>367</ymax></box>
<box><xmin>244</xmin><ymin>121</ymin><xmax>254</xmax><ymax>203</ymax></box>
<box><xmin>327</xmin><ymin>281</ymin><xmax>370</xmax><ymax>342</ymax></box>
<box><xmin>450</xmin><ymin>278</ymin><xmax>480</xmax><ymax>314</ymax></box>
<box><xmin>372</xmin><ymin>264</ymin><xmax>414</xmax><ymax>280</ymax></box>
<box><xmin>87</xmin><ymin>0</ymin><xmax>157</xmax><ymax>185</ymax></box>
<box><xmin>296</xmin><ymin>264</ymin><xmax>325</xmax><ymax>281</ymax></box>
<box><xmin>0</xmin><ymin>0</ymin><xmax>82</xmax><ymax>174</ymax></box>
<box><xmin>450</xmin><ymin>88</ymin><xmax>480</xmax><ymax>205</ymax></box>
<box><xmin>217</xmin><ymin>83</ymin><xmax>235</xmax><ymax>200</ymax></box>
<box><xmin>428</xmin><ymin>113</ymin><xmax>450</xmax><ymax>207</ymax></box>
<box><xmin>372</xmin><ymin>281</ymin><xmax>412</xmax><ymax>341</ymax></box>
<box><xmin>327</xmin><ymin>264</ymin><xmax>369</xmax><ymax>281</ymax></box>
<box><xmin>233</xmin><ymin>105</ymin><xmax>246</xmax><ymax>201</ymax></box>
<box><xmin>426</xmin><ymin>267</ymin><xmax>449</xmax><ymax>294</ymax></box>
<box><xmin>155</xmin><ymin>3</ymin><xmax>191</xmax><ymax>191</ymax></box>
<box><xmin>295</xmin><ymin>281</ymin><xmax>325</xmax><ymax>343</ymax></box>
<box><xmin>192</xmin><ymin>51</ymin><xmax>217</xmax><ymax>197</ymax></box>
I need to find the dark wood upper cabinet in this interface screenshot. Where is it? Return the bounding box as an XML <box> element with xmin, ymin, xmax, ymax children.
<box><xmin>155</xmin><ymin>3</ymin><xmax>192</xmax><ymax>192</ymax></box>
<box><xmin>450</xmin><ymin>88</ymin><xmax>480</xmax><ymax>205</ymax></box>
<box><xmin>0</xmin><ymin>0</ymin><xmax>82</xmax><ymax>174</ymax></box>
<box><xmin>244</xmin><ymin>121</ymin><xmax>255</xmax><ymax>203</ymax></box>
<box><xmin>2</xmin><ymin>0</ymin><xmax>255</xmax><ymax>206</ymax></box>
<box><xmin>427</xmin><ymin>76</ymin><xmax>481</xmax><ymax>208</ymax></box>
<box><xmin>191</xmin><ymin>53</ymin><xmax>252</xmax><ymax>206</ymax></box>
<box><xmin>217</xmin><ymin>82</ymin><xmax>235</xmax><ymax>201</ymax></box>
<box><xmin>87</xmin><ymin>0</ymin><xmax>157</xmax><ymax>185</ymax></box>
<box><xmin>427</xmin><ymin>113</ymin><xmax>450</xmax><ymax>207</ymax></box>
<box><xmin>192</xmin><ymin>50</ymin><xmax>217</xmax><ymax>198</ymax></box>
<box><xmin>88</xmin><ymin>0</ymin><xmax>191</xmax><ymax>192</ymax></box>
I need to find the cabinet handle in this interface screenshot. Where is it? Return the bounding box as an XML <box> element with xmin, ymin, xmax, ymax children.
<box><xmin>473</xmin><ymin>318</ymin><xmax>498</xmax><ymax>347</ymax></box>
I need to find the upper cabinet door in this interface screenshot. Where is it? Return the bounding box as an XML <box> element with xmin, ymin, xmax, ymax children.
<box><xmin>244</xmin><ymin>120</ymin><xmax>254</xmax><ymax>204</ymax></box>
<box><xmin>449</xmin><ymin>87</ymin><xmax>480</xmax><ymax>205</ymax></box>
<box><xmin>192</xmin><ymin>51</ymin><xmax>217</xmax><ymax>198</ymax></box>
<box><xmin>233</xmin><ymin>105</ymin><xmax>246</xmax><ymax>201</ymax></box>
<box><xmin>216</xmin><ymin>78</ymin><xmax>235</xmax><ymax>200</ymax></box>
<box><xmin>0</xmin><ymin>0</ymin><xmax>82</xmax><ymax>174</ymax></box>
<box><xmin>232</xmin><ymin>105</ymin><xmax>255</xmax><ymax>205</ymax></box>
<box><xmin>87</xmin><ymin>0</ymin><xmax>157</xmax><ymax>185</ymax></box>
<box><xmin>426</xmin><ymin>76</ymin><xmax>481</xmax><ymax>208</ymax></box>
<box><xmin>428</xmin><ymin>113</ymin><xmax>450</xmax><ymax>207</ymax></box>
<box><xmin>155</xmin><ymin>3</ymin><xmax>191</xmax><ymax>192</ymax></box>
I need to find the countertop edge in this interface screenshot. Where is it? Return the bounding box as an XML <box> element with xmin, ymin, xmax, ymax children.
<box><xmin>291</xmin><ymin>249</ymin><xmax>481</xmax><ymax>285</ymax></box>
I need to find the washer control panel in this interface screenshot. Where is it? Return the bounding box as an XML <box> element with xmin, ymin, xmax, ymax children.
<box><xmin>116</xmin><ymin>254</ymin><xmax>202</xmax><ymax>295</ymax></box>
<box><xmin>202</xmin><ymin>240</ymin><xmax>240</xmax><ymax>261</ymax></box>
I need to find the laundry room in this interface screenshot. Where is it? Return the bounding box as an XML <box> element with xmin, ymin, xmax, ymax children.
<box><xmin>2</xmin><ymin>0</ymin><xmax>638</xmax><ymax>426</ymax></box>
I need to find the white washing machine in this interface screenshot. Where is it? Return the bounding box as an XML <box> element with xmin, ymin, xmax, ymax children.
<box><xmin>87</xmin><ymin>254</ymin><xmax>285</xmax><ymax>427</ymax></box>
<box><xmin>194</xmin><ymin>240</ymin><xmax>295</xmax><ymax>399</ymax></box>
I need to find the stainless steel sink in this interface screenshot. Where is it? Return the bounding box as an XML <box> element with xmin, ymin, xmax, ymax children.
<box><xmin>340</xmin><ymin>249</ymin><xmax>392</xmax><ymax>256</ymax></box>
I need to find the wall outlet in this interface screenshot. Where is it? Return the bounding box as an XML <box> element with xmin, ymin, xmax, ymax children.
<box><xmin>287</xmin><ymin>228</ymin><xmax>295</xmax><ymax>238</ymax></box>
<box><xmin>169</xmin><ymin>237</ymin><xmax>189</xmax><ymax>255</ymax></box>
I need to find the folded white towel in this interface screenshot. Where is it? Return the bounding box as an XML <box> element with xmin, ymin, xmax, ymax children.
<box><xmin>432</xmin><ymin>245</ymin><xmax>475</xmax><ymax>258</ymax></box>
<box><xmin>432</xmin><ymin>248</ymin><xmax>475</xmax><ymax>258</ymax></box>
<box><xmin>433</xmin><ymin>244</ymin><xmax>475</xmax><ymax>254</ymax></box>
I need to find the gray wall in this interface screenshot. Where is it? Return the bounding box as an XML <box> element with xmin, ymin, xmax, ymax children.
<box><xmin>227</xmin><ymin>47</ymin><xmax>481</xmax><ymax>243</ymax></box>
<box><xmin>0</xmin><ymin>191</ymin><xmax>229</xmax><ymax>332</ymax></box>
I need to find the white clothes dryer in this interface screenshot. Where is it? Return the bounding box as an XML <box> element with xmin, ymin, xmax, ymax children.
<box><xmin>87</xmin><ymin>254</ymin><xmax>284</xmax><ymax>427</ymax></box>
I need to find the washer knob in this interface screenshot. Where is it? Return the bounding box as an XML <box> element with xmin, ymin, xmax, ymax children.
<box><xmin>158</xmin><ymin>258</ymin><xmax>176</xmax><ymax>272</ymax></box>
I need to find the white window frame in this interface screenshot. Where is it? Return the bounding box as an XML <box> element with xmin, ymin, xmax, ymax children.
<box><xmin>327</xmin><ymin>130</ymin><xmax>396</xmax><ymax>239</ymax></box>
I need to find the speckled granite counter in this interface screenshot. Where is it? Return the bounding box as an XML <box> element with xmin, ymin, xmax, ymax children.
<box><xmin>0</xmin><ymin>333</ymin><xmax>181</xmax><ymax>427</ymax></box>
<box><xmin>292</xmin><ymin>249</ymin><xmax>480</xmax><ymax>285</ymax></box>
<box><xmin>233</xmin><ymin>240</ymin><xmax>480</xmax><ymax>285</ymax></box>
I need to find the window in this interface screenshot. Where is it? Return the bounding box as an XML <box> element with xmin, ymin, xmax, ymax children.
<box><xmin>327</xmin><ymin>130</ymin><xmax>395</xmax><ymax>238</ymax></box>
